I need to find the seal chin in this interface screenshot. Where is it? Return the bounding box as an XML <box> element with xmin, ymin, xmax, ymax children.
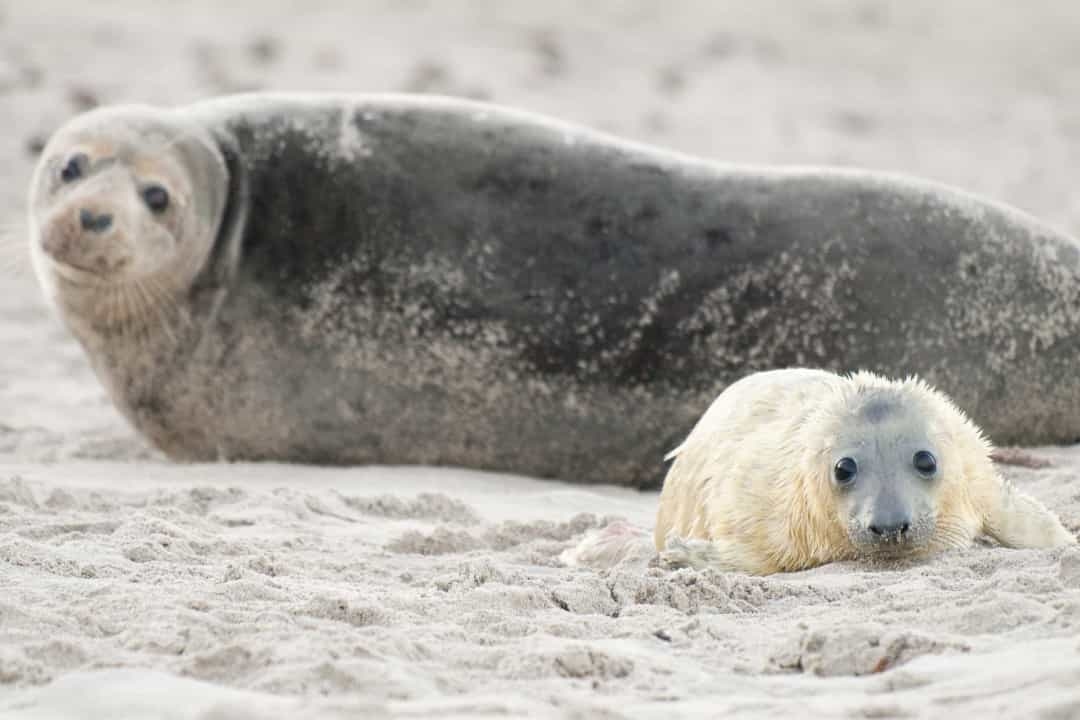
<box><xmin>852</xmin><ymin>540</ymin><xmax>927</xmax><ymax>561</ymax></box>
<box><xmin>42</xmin><ymin>250</ymin><xmax>132</xmax><ymax>281</ymax></box>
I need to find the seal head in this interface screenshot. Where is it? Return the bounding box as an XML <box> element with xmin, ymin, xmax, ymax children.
<box><xmin>29</xmin><ymin>105</ymin><xmax>227</xmax><ymax>331</ymax></box>
<box><xmin>824</xmin><ymin>389</ymin><xmax>946</xmax><ymax>558</ymax></box>
<box><xmin>651</xmin><ymin>368</ymin><xmax>1074</xmax><ymax>575</ymax></box>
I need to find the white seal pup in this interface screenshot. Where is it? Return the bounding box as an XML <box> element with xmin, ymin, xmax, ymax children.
<box><xmin>27</xmin><ymin>93</ymin><xmax>1080</xmax><ymax>486</ymax></box>
<box><xmin>651</xmin><ymin>369</ymin><xmax>1076</xmax><ymax>574</ymax></box>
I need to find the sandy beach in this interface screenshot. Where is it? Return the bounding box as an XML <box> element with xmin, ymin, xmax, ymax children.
<box><xmin>1</xmin><ymin>1</ymin><xmax>1079</xmax><ymax>717</ymax></box>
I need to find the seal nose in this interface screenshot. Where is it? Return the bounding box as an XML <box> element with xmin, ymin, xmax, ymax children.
<box><xmin>79</xmin><ymin>209</ymin><xmax>113</xmax><ymax>233</ymax></box>
<box><xmin>869</xmin><ymin>521</ymin><xmax>911</xmax><ymax>536</ymax></box>
<box><xmin>868</xmin><ymin>519</ymin><xmax>912</xmax><ymax>539</ymax></box>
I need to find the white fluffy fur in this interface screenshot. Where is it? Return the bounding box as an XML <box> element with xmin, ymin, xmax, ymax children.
<box><xmin>646</xmin><ymin>369</ymin><xmax>1076</xmax><ymax>575</ymax></box>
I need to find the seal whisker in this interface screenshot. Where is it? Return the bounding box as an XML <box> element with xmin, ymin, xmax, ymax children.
<box><xmin>139</xmin><ymin>279</ymin><xmax>182</xmax><ymax>348</ymax></box>
<box><xmin>130</xmin><ymin>281</ymin><xmax>164</xmax><ymax>347</ymax></box>
<box><xmin>104</xmin><ymin>284</ymin><xmax>122</xmax><ymax>337</ymax></box>
<box><xmin>115</xmin><ymin>283</ymin><xmax>145</xmax><ymax>343</ymax></box>
<box><xmin>136</xmin><ymin>279</ymin><xmax>178</xmax><ymax>346</ymax></box>
<box><xmin>114</xmin><ymin>285</ymin><xmax>131</xmax><ymax>339</ymax></box>
<box><xmin>145</xmin><ymin>274</ymin><xmax>190</xmax><ymax>331</ymax></box>
<box><xmin>121</xmin><ymin>281</ymin><xmax>146</xmax><ymax>341</ymax></box>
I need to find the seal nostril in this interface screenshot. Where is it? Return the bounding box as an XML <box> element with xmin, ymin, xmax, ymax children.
<box><xmin>869</xmin><ymin>521</ymin><xmax>911</xmax><ymax>539</ymax></box>
<box><xmin>79</xmin><ymin>209</ymin><xmax>113</xmax><ymax>233</ymax></box>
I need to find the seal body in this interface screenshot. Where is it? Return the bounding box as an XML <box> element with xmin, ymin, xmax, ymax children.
<box><xmin>28</xmin><ymin>93</ymin><xmax>1080</xmax><ymax>486</ymax></box>
<box><xmin>654</xmin><ymin>369</ymin><xmax>1076</xmax><ymax>574</ymax></box>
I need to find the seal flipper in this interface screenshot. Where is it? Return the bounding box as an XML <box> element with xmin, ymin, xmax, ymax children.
<box><xmin>982</xmin><ymin>477</ymin><xmax>1077</xmax><ymax>548</ymax></box>
<box><xmin>658</xmin><ymin>531</ymin><xmax>756</xmax><ymax>572</ymax></box>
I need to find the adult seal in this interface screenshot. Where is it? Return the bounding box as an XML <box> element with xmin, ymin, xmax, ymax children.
<box><xmin>27</xmin><ymin>93</ymin><xmax>1080</xmax><ymax>486</ymax></box>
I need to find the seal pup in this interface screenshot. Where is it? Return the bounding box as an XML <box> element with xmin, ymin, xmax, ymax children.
<box><xmin>28</xmin><ymin>93</ymin><xmax>1080</xmax><ymax>486</ymax></box>
<box><xmin>653</xmin><ymin>369</ymin><xmax>1076</xmax><ymax>575</ymax></box>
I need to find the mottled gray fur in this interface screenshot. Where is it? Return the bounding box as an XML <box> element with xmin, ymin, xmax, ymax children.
<box><xmin>29</xmin><ymin>94</ymin><xmax>1080</xmax><ymax>487</ymax></box>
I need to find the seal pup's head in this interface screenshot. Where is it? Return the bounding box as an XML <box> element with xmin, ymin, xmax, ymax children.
<box><xmin>803</xmin><ymin>371</ymin><xmax>990</xmax><ymax>561</ymax></box>
<box><xmin>28</xmin><ymin>105</ymin><xmax>228</xmax><ymax>329</ymax></box>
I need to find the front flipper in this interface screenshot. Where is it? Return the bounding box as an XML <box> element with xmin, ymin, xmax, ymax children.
<box><xmin>658</xmin><ymin>531</ymin><xmax>767</xmax><ymax>574</ymax></box>
<box><xmin>983</xmin><ymin>478</ymin><xmax>1076</xmax><ymax>548</ymax></box>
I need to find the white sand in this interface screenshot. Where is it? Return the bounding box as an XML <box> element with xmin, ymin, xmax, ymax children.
<box><xmin>1</xmin><ymin>1</ymin><xmax>1079</xmax><ymax>717</ymax></box>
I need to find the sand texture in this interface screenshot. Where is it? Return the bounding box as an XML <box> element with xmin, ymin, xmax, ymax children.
<box><xmin>1</xmin><ymin>1</ymin><xmax>1080</xmax><ymax>718</ymax></box>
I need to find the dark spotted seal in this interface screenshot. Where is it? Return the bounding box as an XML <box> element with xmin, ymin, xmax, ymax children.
<box><xmin>28</xmin><ymin>93</ymin><xmax>1080</xmax><ymax>486</ymax></box>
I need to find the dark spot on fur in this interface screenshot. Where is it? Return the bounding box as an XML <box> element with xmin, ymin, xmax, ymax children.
<box><xmin>635</xmin><ymin>203</ymin><xmax>660</xmax><ymax>223</ymax></box>
<box><xmin>739</xmin><ymin>281</ymin><xmax>775</xmax><ymax>308</ymax></box>
<box><xmin>628</xmin><ymin>163</ymin><xmax>669</xmax><ymax>178</ymax></box>
<box><xmin>132</xmin><ymin>393</ymin><xmax>167</xmax><ymax>419</ymax></box>
<box><xmin>470</xmin><ymin>169</ymin><xmax>552</xmax><ymax>197</ymax></box>
<box><xmin>527</xmin><ymin>177</ymin><xmax>551</xmax><ymax>193</ymax></box>
<box><xmin>861</xmin><ymin>398</ymin><xmax>897</xmax><ymax>423</ymax></box>
<box><xmin>586</xmin><ymin>216</ymin><xmax>609</xmax><ymax>237</ymax></box>
<box><xmin>703</xmin><ymin>227</ymin><xmax>732</xmax><ymax>249</ymax></box>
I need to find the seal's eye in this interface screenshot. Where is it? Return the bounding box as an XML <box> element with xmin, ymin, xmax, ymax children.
<box><xmin>833</xmin><ymin>457</ymin><xmax>858</xmax><ymax>486</ymax></box>
<box><xmin>913</xmin><ymin>450</ymin><xmax>937</xmax><ymax>477</ymax></box>
<box><xmin>60</xmin><ymin>153</ymin><xmax>88</xmax><ymax>183</ymax></box>
<box><xmin>142</xmin><ymin>185</ymin><xmax>170</xmax><ymax>213</ymax></box>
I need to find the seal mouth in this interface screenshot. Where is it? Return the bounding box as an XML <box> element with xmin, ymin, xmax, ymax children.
<box><xmin>39</xmin><ymin>249</ymin><xmax>130</xmax><ymax>284</ymax></box>
<box><xmin>849</xmin><ymin>529</ymin><xmax>934</xmax><ymax>561</ymax></box>
<box><xmin>856</xmin><ymin>542</ymin><xmax>925</xmax><ymax>559</ymax></box>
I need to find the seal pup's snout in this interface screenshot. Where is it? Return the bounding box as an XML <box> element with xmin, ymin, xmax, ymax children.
<box><xmin>853</xmin><ymin>489</ymin><xmax>937</xmax><ymax>555</ymax></box>
<box><xmin>867</xmin><ymin>513</ymin><xmax>912</xmax><ymax>543</ymax></box>
<box><xmin>855</xmin><ymin>498</ymin><xmax>915</xmax><ymax>548</ymax></box>
<box><xmin>867</xmin><ymin>495</ymin><xmax>913</xmax><ymax>542</ymax></box>
<box><xmin>79</xmin><ymin>208</ymin><xmax>114</xmax><ymax>233</ymax></box>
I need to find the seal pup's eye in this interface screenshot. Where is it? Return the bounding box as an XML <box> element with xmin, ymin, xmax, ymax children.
<box><xmin>60</xmin><ymin>153</ymin><xmax>89</xmax><ymax>183</ymax></box>
<box><xmin>142</xmin><ymin>185</ymin><xmax>170</xmax><ymax>213</ymax></box>
<box><xmin>833</xmin><ymin>457</ymin><xmax>858</xmax><ymax>486</ymax></box>
<box><xmin>913</xmin><ymin>450</ymin><xmax>937</xmax><ymax>477</ymax></box>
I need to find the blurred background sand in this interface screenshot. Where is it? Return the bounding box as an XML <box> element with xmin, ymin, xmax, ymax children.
<box><xmin>1</xmin><ymin>2</ymin><xmax>1079</xmax><ymax>718</ymax></box>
